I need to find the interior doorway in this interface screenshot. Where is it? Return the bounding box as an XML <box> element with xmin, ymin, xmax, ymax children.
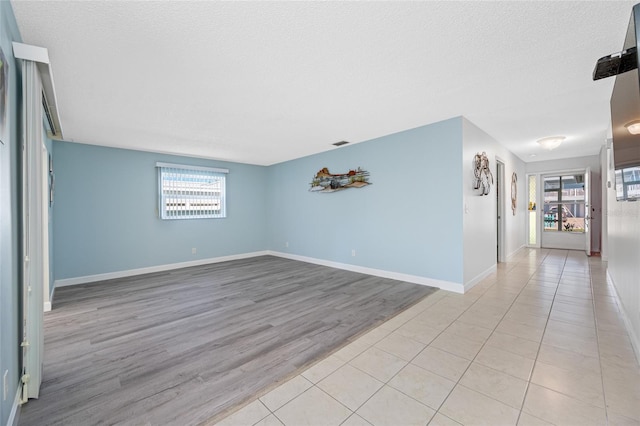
<box><xmin>496</xmin><ymin>160</ymin><xmax>505</xmax><ymax>263</ymax></box>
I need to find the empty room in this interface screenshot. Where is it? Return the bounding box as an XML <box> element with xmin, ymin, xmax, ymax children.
<box><xmin>1</xmin><ymin>1</ymin><xmax>639</xmax><ymax>426</ymax></box>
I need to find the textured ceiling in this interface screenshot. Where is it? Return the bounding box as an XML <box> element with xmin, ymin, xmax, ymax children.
<box><xmin>10</xmin><ymin>1</ymin><xmax>637</xmax><ymax>166</ymax></box>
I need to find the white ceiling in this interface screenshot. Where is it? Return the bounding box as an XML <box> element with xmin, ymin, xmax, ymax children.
<box><xmin>10</xmin><ymin>1</ymin><xmax>636</xmax><ymax>166</ymax></box>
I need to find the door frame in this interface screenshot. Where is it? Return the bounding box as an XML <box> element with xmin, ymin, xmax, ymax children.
<box><xmin>584</xmin><ymin>167</ymin><xmax>591</xmax><ymax>256</ymax></box>
<box><xmin>539</xmin><ymin>168</ymin><xmax>589</xmax><ymax>251</ymax></box>
<box><xmin>21</xmin><ymin>60</ymin><xmax>45</xmax><ymax>401</ymax></box>
<box><xmin>496</xmin><ymin>158</ymin><xmax>506</xmax><ymax>263</ymax></box>
<box><xmin>42</xmin><ymin>145</ymin><xmax>50</xmax><ymax>311</ymax></box>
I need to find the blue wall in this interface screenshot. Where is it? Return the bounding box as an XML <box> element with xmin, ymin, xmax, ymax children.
<box><xmin>0</xmin><ymin>1</ymin><xmax>22</xmax><ymax>424</ymax></box>
<box><xmin>53</xmin><ymin>118</ymin><xmax>465</xmax><ymax>285</ymax></box>
<box><xmin>53</xmin><ymin>142</ymin><xmax>268</xmax><ymax>280</ymax></box>
<box><xmin>267</xmin><ymin>118</ymin><xmax>464</xmax><ymax>283</ymax></box>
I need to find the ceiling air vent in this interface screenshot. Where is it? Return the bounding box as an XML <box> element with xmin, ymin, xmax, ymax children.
<box><xmin>333</xmin><ymin>141</ymin><xmax>349</xmax><ymax>147</ymax></box>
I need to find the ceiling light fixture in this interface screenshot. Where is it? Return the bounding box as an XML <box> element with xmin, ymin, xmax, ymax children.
<box><xmin>625</xmin><ymin>120</ymin><xmax>640</xmax><ymax>135</ymax></box>
<box><xmin>537</xmin><ymin>136</ymin><xmax>565</xmax><ymax>151</ymax></box>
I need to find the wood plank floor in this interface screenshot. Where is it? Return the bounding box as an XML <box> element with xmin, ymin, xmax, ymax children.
<box><xmin>19</xmin><ymin>256</ymin><xmax>437</xmax><ymax>426</ymax></box>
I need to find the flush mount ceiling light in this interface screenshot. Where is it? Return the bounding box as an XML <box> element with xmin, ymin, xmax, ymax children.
<box><xmin>537</xmin><ymin>136</ymin><xmax>565</xmax><ymax>151</ymax></box>
<box><xmin>625</xmin><ymin>120</ymin><xmax>640</xmax><ymax>135</ymax></box>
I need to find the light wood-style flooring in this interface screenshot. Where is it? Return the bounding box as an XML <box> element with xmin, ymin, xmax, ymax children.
<box><xmin>19</xmin><ymin>256</ymin><xmax>436</xmax><ymax>425</ymax></box>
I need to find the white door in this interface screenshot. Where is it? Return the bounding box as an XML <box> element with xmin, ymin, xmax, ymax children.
<box><xmin>21</xmin><ymin>60</ymin><xmax>44</xmax><ymax>401</ymax></box>
<box><xmin>496</xmin><ymin>161</ymin><xmax>505</xmax><ymax>262</ymax></box>
<box><xmin>42</xmin><ymin>147</ymin><xmax>50</xmax><ymax>311</ymax></box>
<box><xmin>585</xmin><ymin>167</ymin><xmax>591</xmax><ymax>256</ymax></box>
<box><xmin>541</xmin><ymin>171</ymin><xmax>589</xmax><ymax>251</ymax></box>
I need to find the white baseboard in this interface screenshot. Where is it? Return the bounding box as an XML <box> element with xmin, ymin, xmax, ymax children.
<box><xmin>7</xmin><ymin>385</ymin><xmax>21</xmax><ymax>426</ymax></box>
<box><xmin>44</xmin><ymin>284</ymin><xmax>56</xmax><ymax>311</ymax></box>
<box><xmin>464</xmin><ymin>264</ymin><xmax>497</xmax><ymax>293</ymax></box>
<box><xmin>53</xmin><ymin>251</ymin><xmax>270</xmax><ymax>288</ymax></box>
<box><xmin>507</xmin><ymin>244</ymin><xmax>526</xmax><ymax>261</ymax></box>
<box><xmin>52</xmin><ymin>249</ymin><xmax>466</xmax><ymax>294</ymax></box>
<box><xmin>267</xmin><ymin>251</ymin><xmax>464</xmax><ymax>293</ymax></box>
<box><xmin>606</xmin><ymin>270</ymin><xmax>640</xmax><ymax>365</ymax></box>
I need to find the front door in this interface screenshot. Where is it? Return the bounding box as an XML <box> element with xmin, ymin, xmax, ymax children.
<box><xmin>541</xmin><ymin>172</ymin><xmax>588</xmax><ymax>250</ymax></box>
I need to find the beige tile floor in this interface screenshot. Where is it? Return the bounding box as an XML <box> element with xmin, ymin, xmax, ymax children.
<box><xmin>215</xmin><ymin>249</ymin><xmax>640</xmax><ymax>426</ymax></box>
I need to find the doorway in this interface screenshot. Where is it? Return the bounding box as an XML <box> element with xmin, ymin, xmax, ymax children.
<box><xmin>496</xmin><ymin>160</ymin><xmax>505</xmax><ymax>263</ymax></box>
<box><xmin>540</xmin><ymin>171</ymin><xmax>590</xmax><ymax>251</ymax></box>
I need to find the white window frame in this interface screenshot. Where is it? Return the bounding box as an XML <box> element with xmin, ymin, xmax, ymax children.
<box><xmin>615</xmin><ymin>166</ymin><xmax>640</xmax><ymax>201</ymax></box>
<box><xmin>542</xmin><ymin>174</ymin><xmax>586</xmax><ymax>233</ymax></box>
<box><xmin>156</xmin><ymin>162</ymin><xmax>229</xmax><ymax>220</ymax></box>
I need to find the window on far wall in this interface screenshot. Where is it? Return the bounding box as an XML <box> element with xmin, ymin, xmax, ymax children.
<box><xmin>156</xmin><ymin>162</ymin><xmax>228</xmax><ymax>220</ymax></box>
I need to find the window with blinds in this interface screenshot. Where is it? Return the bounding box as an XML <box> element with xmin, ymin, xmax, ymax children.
<box><xmin>156</xmin><ymin>163</ymin><xmax>228</xmax><ymax>220</ymax></box>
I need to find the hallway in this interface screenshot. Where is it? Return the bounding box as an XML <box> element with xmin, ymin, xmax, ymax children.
<box><xmin>219</xmin><ymin>249</ymin><xmax>640</xmax><ymax>425</ymax></box>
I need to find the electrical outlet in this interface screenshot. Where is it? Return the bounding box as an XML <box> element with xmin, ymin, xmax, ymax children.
<box><xmin>3</xmin><ymin>370</ymin><xmax>8</xmax><ymax>401</ymax></box>
<box><xmin>351</xmin><ymin>249</ymin><xmax>356</xmax><ymax>257</ymax></box>
<box><xmin>191</xmin><ymin>248</ymin><xmax>197</xmax><ymax>255</ymax></box>
<box><xmin>285</xmin><ymin>242</ymin><xmax>289</xmax><ymax>248</ymax></box>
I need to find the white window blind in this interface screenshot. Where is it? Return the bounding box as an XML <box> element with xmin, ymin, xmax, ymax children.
<box><xmin>156</xmin><ymin>163</ymin><xmax>228</xmax><ymax>220</ymax></box>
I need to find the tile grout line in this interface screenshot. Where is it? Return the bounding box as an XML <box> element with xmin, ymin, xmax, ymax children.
<box><xmin>440</xmin><ymin>249</ymin><xmax>561</xmax><ymax>421</ymax></box>
<box><xmin>514</xmin><ymin>252</ymin><xmax>611</xmax><ymax>423</ymax></box>
<box><xmin>237</xmin><ymin>288</ymin><xmax>445</xmax><ymax>425</ymax></box>
<box><xmin>365</xmin><ymin>249</ymin><xmax>554</xmax><ymax>421</ymax></box>
<box><xmin>514</xmin><ymin>249</ymin><xmax>568</xmax><ymax>425</ymax></box>
<box><xmin>259</xmin><ymin>295</ymin><xmax>444</xmax><ymax>426</ymax></box>
<box><xmin>317</xmin><ymin>263</ymin><xmax>507</xmax><ymax>424</ymax></box>
<box><xmin>424</xmin><ymin>250</ymin><xmax>550</xmax><ymax>418</ymax></box>
<box><xmin>262</xmin><ymin>380</ymin><xmax>356</xmax><ymax>426</ymax></box>
<box><xmin>588</xmin><ymin>257</ymin><xmax>611</xmax><ymax>426</ymax></box>
<box><xmin>261</xmin><ymin>249</ymin><xmax>541</xmax><ymax>425</ymax></box>
<box><xmin>249</xmin><ymin>249</ymin><xmax>595</xmax><ymax>426</ymax></box>
<box><xmin>330</xmin><ymin>296</ymin><xmax>473</xmax><ymax>422</ymax></box>
<box><xmin>262</xmin><ymin>251</ymin><xmax>610</xmax><ymax>426</ymax></box>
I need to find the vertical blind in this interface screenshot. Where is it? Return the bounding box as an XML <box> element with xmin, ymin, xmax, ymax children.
<box><xmin>156</xmin><ymin>163</ymin><xmax>228</xmax><ymax>220</ymax></box>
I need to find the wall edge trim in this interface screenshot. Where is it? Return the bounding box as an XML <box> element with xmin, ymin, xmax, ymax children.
<box><xmin>53</xmin><ymin>251</ymin><xmax>270</xmax><ymax>287</ymax></box>
<box><xmin>606</xmin><ymin>270</ymin><xmax>640</xmax><ymax>366</ymax></box>
<box><xmin>267</xmin><ymin>250</ymin><xmax>464</xmax><ymax>294</ymax></box>
<box><xmin>8</xmin><ymin>384</ymin><xmax>22</xmax><ymax>426</ymax></box>
<box><xmin>46</xmin><ymin>283</ymin><xmax>57</xmax><ymax>310</ymax></box>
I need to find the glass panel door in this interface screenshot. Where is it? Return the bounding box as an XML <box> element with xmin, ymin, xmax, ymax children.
<box><xmin>543</xmin><ymin>175</ymin><xmax>585</xmax><ymax>233</ymax></box>
<box><xmin>527</xmin><ymin>175</ymin><xmax>537</xmax><ymax>245</ymax></box>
